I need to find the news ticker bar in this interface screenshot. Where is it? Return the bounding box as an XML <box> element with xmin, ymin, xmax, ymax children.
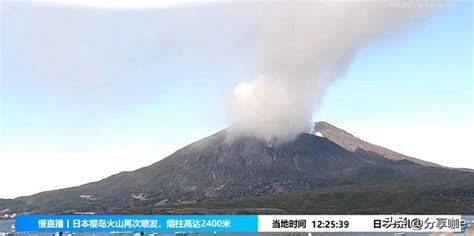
<box><xmin>14</xmin><ymin>215</ymin><xmax>469</xmax><ymax>233</ymax></box>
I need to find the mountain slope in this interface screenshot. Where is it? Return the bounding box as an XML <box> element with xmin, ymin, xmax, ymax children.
<box><xmin>11</xmin><ymin>130</ymin><xmax>377</xmax><ymax>213</ymax></box>
<box><xmin>2</xmin><ymin>122</ymin><xmax>473</xmax><ymax>214</ymax></box>
<box><xmin>313</xmin><ymin>121</ymin><xmax>439</xmax><ymax>166</ymax></box>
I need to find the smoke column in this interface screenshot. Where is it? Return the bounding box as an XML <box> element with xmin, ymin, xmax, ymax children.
<box><xmin>231</xmin><ymin>1</ymin><xmax>430</xmax><ymax>142</ymax></box>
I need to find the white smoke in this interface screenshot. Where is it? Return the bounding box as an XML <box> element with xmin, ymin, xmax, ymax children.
<box><xmin>231</xmin><ymin>1</ymin><xmax>431</xmax><ymax>142</ymax></box>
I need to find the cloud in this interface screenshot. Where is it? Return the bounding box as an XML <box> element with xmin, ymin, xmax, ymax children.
<box><xmin>36</xmin><ymin>0</ymin><xmax>185</xmax><ymax>9</ymax></box>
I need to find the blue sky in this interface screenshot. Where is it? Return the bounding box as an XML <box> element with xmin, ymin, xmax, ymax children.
<box><xmin>0</xmin><ymin>1</ymin><xmax>472</xmax><ymax>198</ymax></box>
<box><xmin>318</xmin><ymin>3</ymin><xmax>472</xmax><ymax>124</ymax></box>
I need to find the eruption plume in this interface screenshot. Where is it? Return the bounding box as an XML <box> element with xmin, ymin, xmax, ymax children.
<box><xmin>231</xmin><ymin>2</ymin><xmax>430</xmax><ymax>142</ymax></box>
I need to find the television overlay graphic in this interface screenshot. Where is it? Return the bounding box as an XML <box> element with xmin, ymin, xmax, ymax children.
<box><xmin>0</xmin><ymin>0</ymin><xmax>473</xmax><ymax>235</ymax></box>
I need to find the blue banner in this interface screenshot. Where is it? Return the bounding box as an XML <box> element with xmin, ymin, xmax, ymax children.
<box><xmin>15</xmin><ymin>215</ymin><xmax>258</xmax><ymax>233</ymax></box>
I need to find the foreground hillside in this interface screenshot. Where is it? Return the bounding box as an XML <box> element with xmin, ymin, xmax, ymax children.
<box><xmin>133</xmin><ymin>184</ymin><xmax>474</xmax><ymax>214</ymax></box>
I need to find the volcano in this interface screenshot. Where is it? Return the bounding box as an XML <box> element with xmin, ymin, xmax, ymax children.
<box><xmin>1</xmin><ymin>121</ymin><xmax>473</xmax><ymax>214</ymax></box>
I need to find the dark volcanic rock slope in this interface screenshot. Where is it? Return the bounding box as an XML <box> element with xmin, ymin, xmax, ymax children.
<box><xmin>13</xmin><ymin>129</ymin><xmax>376</xmax><ymax>213</ymax></box>
<box><xmin>4</xmin><ymin>122</ymin><xmax>474</xmax><ymax>214</ymax></box>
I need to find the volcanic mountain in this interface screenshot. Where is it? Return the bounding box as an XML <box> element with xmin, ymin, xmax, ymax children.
<box><xmin>1</xmin><ymin>122</ymin><xmax>473</xmax><ymax>214</ymax></box>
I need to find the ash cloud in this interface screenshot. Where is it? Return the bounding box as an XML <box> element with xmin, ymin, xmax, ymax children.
<box><xmin>231</xmin><ymin>2</ymin><xmax>430</xmax><ymax>142</ymax></box>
